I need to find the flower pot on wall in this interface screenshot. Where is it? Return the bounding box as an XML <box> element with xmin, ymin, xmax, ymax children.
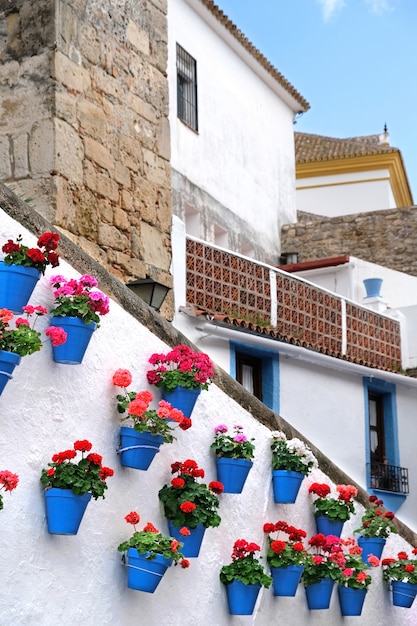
<box><xmin>0</xmin><ymin>262</ymin><xmax>41</xmax><ymax>313</ymax></box>
<box><xmin>305</xmin><ymin>578</ymin><xmax>335</xmax><ymax>610</ymax></box>
<box><xmin>161</xmin><ymin>386</ymin><xmax>201</xmax><ymax>418</ymax></box>
<box><xmin>337</xmin><ymin>586</ymin><xmax>367</xmax><ymax>616</ymax></box>
<box><xmin>363</xmin><ymin>278</ymin><xmax>383</xmax><ymax>298</ymax></box>
<box><xmin>215</xmin><ymin>457</ymin><xmax>253</xmax><ymax>494</ymax></box>
<box><xmin>44</xmin><ymin>488</ymin><xmax>91</xmax><ymax>535</ymax></box>
<box><xmin>271</xmin><ymin>565</ymin><xmax>304</xmax><ymax>596</ymax></box>
<box><xmin>358</xmin><ymin>536</ymin><xmax>386</xmax><ymax>565</ymax></box>
<box><xmin>315</xmin><ymin>515</ymin><xmax>344</xmax><ymax>538</ymax></box>
<box><xmin>272</xmin><ymin>470</ymin><xmax>304</xmax><ymax>503</ymax></box>
<box><xmin>0</xmin><ymin>350</ymin><xmax>21</xmax><ymax>395</ymax></box>
<box><xmin>118</xmin><ymin>427</ymin><xmax>163</xmax><ymax>470</ymax></box>
<box><xmin>125</xmin><ymin>548</ymin><xmax>172</xmax><ymax>593</ymax></box>
<box><xmin>225</xmin><ymin>580</ymin><xmax>261</xmax><ymax>615</ymax></box>
<box><xmin>167</xmin><ymin>521</ymin><xmax>205</xmax><ymax>557</ymax></box>
<box><xmin>50</xmin><ymin>316</ymin><xmax>96</xmax><ymax>364</ymax></box>
<box><xmin>391</xmin><ymin>581</ymin><xmax>417</xmax><ymax>608</ymax></box>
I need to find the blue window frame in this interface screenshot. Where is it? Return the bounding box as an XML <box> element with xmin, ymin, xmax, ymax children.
<box><xmin>230</xmin><ymin>341</ymin><xmax>279</xmax><ymax>412</ymax></box>
<box><xmin>363</xmin><ymin>377</ymin><xmax>406</xmax><ymax>511</ymax></box>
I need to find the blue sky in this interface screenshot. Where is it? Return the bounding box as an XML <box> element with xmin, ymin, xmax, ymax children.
<box><xmin>217</xmin><ymin>0</ymin><xmax>417</xmax><ymax>201</ymax></box>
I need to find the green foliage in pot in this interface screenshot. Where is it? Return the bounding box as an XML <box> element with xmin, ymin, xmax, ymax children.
<box><xmin>159</xmin><ymin>459</ymin><xmax>223</xmax><ymax>530</ymax></box>
<box><xmin>220</xmin><ymin>539</ymin><xmax>272</xmax><ymax>588</ymax></box>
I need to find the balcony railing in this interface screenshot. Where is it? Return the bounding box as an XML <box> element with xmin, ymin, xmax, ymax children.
<box><xmin>368</xmin><ymin>462</ymin><xmax>409</xmax><ymax>494</ymax></box>
<box><xmin>185</xmin><ymin>238</ymin><xmax>402</xmax><ymax>371</ymax></box>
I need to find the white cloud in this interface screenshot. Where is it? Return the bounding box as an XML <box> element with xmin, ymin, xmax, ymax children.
<box><xmin>318</xmin><ymin>0</ymin><xmax>395</xmax><ymax>20</ymax></box>
<box><xmin>318</xmin><ymin>0</ymin><xmax>345</xmax><ymax>21</ymax></box>
<box><xmin>365</xmin><ymin>0</ymin><xmax>395</xmax><ymax>13</ymax></box>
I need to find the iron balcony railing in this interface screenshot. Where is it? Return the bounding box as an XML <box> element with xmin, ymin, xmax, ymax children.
<box><xmin>368</xmin><ymin>462</ymin><xmax>409</xmax><ymax>494</ymax></box>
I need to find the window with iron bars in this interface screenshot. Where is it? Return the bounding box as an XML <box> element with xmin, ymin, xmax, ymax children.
<box><xmin>176</xmin><ymin>44</ymin><xmax>198</xmax><ymax>131</ymax></box>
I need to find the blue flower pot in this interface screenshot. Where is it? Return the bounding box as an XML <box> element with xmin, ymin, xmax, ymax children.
<box><xmin>0</xmin><ymin>262</ymin><xmax>41</xmax><ymax>313</ymax></box>
<box><xmin>391</xmin><ymin>580</ymin><xmax>417</xmax><ymax>608</ymax></box>
<box><xmin>315</xmin><ymin>515</ymin><xmax>344</xmax><ymax>538</ymax></box>
<box><xmin>338</xmin><ymin>586</ymin><xmax>367</xmax><ymax>616</ymax></box>
<box><xmin>215</xmin><ymin>457</ymin><xmax>253</xmax><ymax>493</ymax></box>
<box><xmin>225</xmin><ymin>580</ymin><xmax>261</xmax><ymax>615</ymax></box>
<box><xmin>358</xmin><ymin>536</ymin><xmax>386</xmax><ymax>565</ymax></box>
<box><xmin>161</xmin><ymin>386</ymin><xmax>201</xmax><ymax>418</ymax></box>
<box><xmin>167</xmin><ymin>520</ymin><xmax>205</xmax><ymax>557</ymax></box>
<box><xmin>272</xmin><ymin>470</ymin><xmax>304</xmax><ymax>503</ymax></box>
<box><xmin>363</xmin><ymin>278</ymin><xmax>383</xmax><ymax>298</ymax></box>
<box><xmin>0</xmin><ymin>350</ymin><xmax>21</xmax><ymax>395</ymax></box>
<box><xmin>118</xmin><ymin>427</ymin><xmax>163</xmax><ymax>470</ymax></box>
<box><xmin>126</xmin><ymin>549</ymin><xmax>172</xmax><ymax>593</ymax></box>
<box><xmin>271</xmin><ymin>564</ymin><xmax>304</xmax><ymax>596</ymax></box>
<box><xmin>305</xmin><ymin>578</ymin><xmax>334</xmax><ymax>610</ymax></box>
<box><xmin>51</xmin><ymin>316</ymin><xmax>96</xmax><ymax>364</ymax></box>
<box><xmin>44</xmin><ymin>488</ymin><xmax>91</xmax><ymax>535</ymax></box>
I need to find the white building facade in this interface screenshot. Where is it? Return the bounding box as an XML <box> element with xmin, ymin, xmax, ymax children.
<box><xmin>168</xmin><ymin>0</ymin><xmax>309</xmax><ymax>264</ymax></box>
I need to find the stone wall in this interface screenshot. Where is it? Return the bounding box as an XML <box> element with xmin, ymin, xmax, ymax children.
<box><xmin>281</xmin><ymin>206</ymin><xmax>417</xmax><ymax>276</ymax></box>
<box><xmin>0</xmin><ymin>0</ymin><xmax>173</xmax><ymax>313</ymax></box>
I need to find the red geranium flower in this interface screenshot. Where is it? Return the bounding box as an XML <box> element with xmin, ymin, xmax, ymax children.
<box><xmin>125</xmin><ymin>511</ymin><xmax>140</xmax><ymax>525</ymax></box>
<box><xmin>179</xmin><ymin>501</ymin><xmax>196</xmax><ymax>513</ymax></box>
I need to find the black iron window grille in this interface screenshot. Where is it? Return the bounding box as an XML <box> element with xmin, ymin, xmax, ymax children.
<box><xmin>176</xmin><ymin>44</ymin><xmax>198</xmax><ymax>131</ymax></box>
<box><xmin>368</xmin><ymin>462</ymin><xmax>409</xmax><ymax>494</ymax></box>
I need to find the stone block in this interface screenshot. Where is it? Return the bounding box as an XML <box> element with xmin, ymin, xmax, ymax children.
<box><xmin>157</xmin><ymin>117</ymin><xmax>170</xmax><ymax>161</ymax></box>
<box><xmin>119</xmin><ymin>136</ymin><xmax>143</xmax><ymax>172</ymax></box>
<box><xmin>142</xmin><ymin>147</ymin><xmax>169</xmax><ymax>186</ymax></box>
<box><xmin>0</xmin><ymin>137</ymin><xmax>12</xmax><ymax>179</ymax></box>
<box><xmin>114</xmin><ymin>161</ymin><xmax>131</xmax><ymax>187</ymax></box>
<box><xmin>77</xmin><ymin>100</ymin><xmax>107</xmax><ymax>137</ymax></box>
<box><xmin>126</xmin><ymin>20</ymin><xmax>150</xmax><ymax>56</ymax></box>
<box><xmin>121</xmin><ymin>190</ymin><xmax>133</xmax><ymax>212</ymax></box>
<box><xmin>139</xmin><ymin>221</ymin><xmax>171</xmax><ymax>270</ymax></box>
<box><xmin>92</xmin><ymin>66</ymin><xmax>124</xmax><ymax>101</ymax></box>
<box><xmin>97</xmin><ymin>198</ymin><xmax>113</xmax><ymax>224</ymax></box>
<box><xmin>114</xmin><ymin>207</ymin><xmax>130</xmax><ymax>231</ymax></box>
<box><xmin>12</xmin><ymin>133</ymin><xmax>29</xmax><ymax>178</ymax></box>
<box><xmin>54</xmin><ymin>118</ymin><xmax>84</xmax><ymax>184</ymax></box>
<box><xmin>53</xmin><ymin>51</ymin><xmax>91</xmax><ymax>93</ymax></box>
<box><xmin>127</xmin><ymin>92</ymin><xmax>157</xmax><ymax>124</ymax></box>
<box><xmin>54</xmin><ymin>175</ymin><xmax>77</xmax><ymax>231</ymax></box>
<box><xmin>84</xmin><ymin>136</ymin><xmax>115</xmax><ymax>173</ymax></box>
<box><xmin>55</xmin><ymin>91</ymin><xmax>78</xmax><ymax>127</ymax></box>
<box><xmin>111</xmin><ymin>251</ymin><xmax>147</xmax><ymax>277</ymax></box>
<box><xmin>98</xmin><ymin>223</ymin><xmax>129</xmax><ymax>251</ymax></box>
<box><xmin>29</xmin><ymin>119</ymin><xmax>54</xmax><ymax>176</ymax></box>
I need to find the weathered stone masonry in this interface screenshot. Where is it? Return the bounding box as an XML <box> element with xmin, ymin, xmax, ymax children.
<box><xmin>281</xmin><ymin>206</ymin><xmax>417</xmax><ymax>276</ymax></box>
<box><xmin>0</xmin><ymin>0</ymin><xmax>173</xmax><ymax>313</ymax></box>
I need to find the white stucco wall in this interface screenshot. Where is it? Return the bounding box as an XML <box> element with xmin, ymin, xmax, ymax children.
<box><xmin>1</xmin><ymin>210</ymin><xmax>417</xmax><ymax>625</ymax></box>
<box><xmin>168</xmin><ymin>0</ymin><xmax>298</xmax><ymax>250</ymax></box>
<box><xmin>296</xmin><ymin>170</ymin><xmax>396</xmax><ymax>216</ymax></box>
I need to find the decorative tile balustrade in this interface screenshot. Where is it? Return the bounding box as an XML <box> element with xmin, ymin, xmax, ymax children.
<box><xmin>186</xmin><ymin>238</ymin><xmax>402</xmax><ymax>372</ymax></box>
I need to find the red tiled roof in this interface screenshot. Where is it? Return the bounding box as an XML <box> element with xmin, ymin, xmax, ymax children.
<box><xmin>295</xmin><ymin>132</ymin><xmax>398</xmax><ymax>164</ymax></box>
<box><xmin>278</xmin><ymin>256</ymin><xmax>350</xmax><ymax>272</ymax></box>
<box><xmin>199</xmin><ymin>1</ymin><xmax>310</xmax><ymax>112</ymax></box>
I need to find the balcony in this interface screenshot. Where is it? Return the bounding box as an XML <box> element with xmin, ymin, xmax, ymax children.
<box><xmin>185</xmin><ymin>238</ymin><xmax>402</xmax><ymax>372</ymax></box>
<box><xmin>368</xmin><ymin>462</ymin><xmax>409</xmax><ymax>494</ymax></box>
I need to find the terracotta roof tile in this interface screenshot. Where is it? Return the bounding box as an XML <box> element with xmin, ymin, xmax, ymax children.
<box><xmin>180</xmin><ymin>305</ymin><xmax>397</xmax><ymax>373</ymax></box>
<box><xmin>295</xmin><ymin>131</ymin><xmax>398</xmax><ymax>164</ymax></box>
<box><xmin>199</xmin><ymin>0</ymin><xmax>310</xmax><ymax>112</ymax></box>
